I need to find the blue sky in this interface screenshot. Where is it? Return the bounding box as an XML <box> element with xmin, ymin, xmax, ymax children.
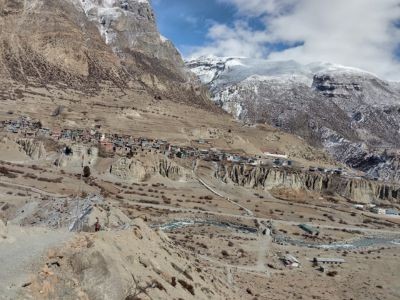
<box><xmin>152</xmin><ymin>0</ymin><xmax>400</xmax><ymax>80</ymax></box>
<box><xmin>152</xmin><ymin>0</ymin><xmax>241</xmax><ymax>55</ymax></box>
<box><xmin>152</xmin><ymin>0</ymin><xmax>281</xmax><ymax>57</ymax></box>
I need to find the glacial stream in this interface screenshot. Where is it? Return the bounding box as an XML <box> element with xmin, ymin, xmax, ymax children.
<box><xmin>274</xmin><ymin>234</ymin><xmax>400</xmax><ymax>250</ymax></box>
<box><xmin>153</xmin><ymin>219</ymin><xmax>400</xmax><ymax>250</ymax></box>
<box><xmin>152</xmin><ymin>219</ymin><xmax>258</xmax><ymax>234</ymax></box>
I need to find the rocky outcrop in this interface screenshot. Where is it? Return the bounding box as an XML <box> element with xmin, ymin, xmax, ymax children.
<box><xmin>110</xmin><ymin>157</ymin><xmax>148</xmax><ymax>182</ymax></box>
<box><xmin>77</xmin><ymin>0</ymin><xmax>183</xmax><ymax>66</ymax></box>
<box><xmin>17</xmin><ymin>139</ymin><xmax>46</xmax><ymax>160</ymax></box>
<box><xmin>216</xmin><ymin>164</ymin><xmax>400</xmax><ymax>204</ymax></box>
<box><xmin>153</xmin><ymin>158</ymin><xmax>187</xmax><ymax>181</ymax></box>
<box><xmin>110</xmin><ymin>156</ymin><xmax>188</xmax><ymax>182</ymax></box>
<box><xmin>55</xmin><ymin>145</ymin><xmax>98</xmax><ymax>169</ymax></box>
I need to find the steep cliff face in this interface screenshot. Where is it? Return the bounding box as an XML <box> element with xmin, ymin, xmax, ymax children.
<box><xmin>188</xmin><ymin>57</ymin><xmax>400</xmax><ymax>180</ymax></box>
<box><xmin>0</xmin><ymin>0</ymin><xmax>211</xmax><ymax>107</ymax></box>
<box><xmin>17</xmin><ymin>139</ymin><xmax>46</xmax><ymax>160</ymax></box>
<box><xmin>110</xmin><ymin>156</ymin><xmax>189</xmax><ymax>182</ymax></box>
<box><xmin>155</xmin><ymin>158</ymin><xmax>187</xmax><ymax>181</ymax></box>
<box><xmin>110</xmin><ymin>157</ymin><xmax>148</xmax><ymax>181</ymax></box>
<box><xmin>77</xmin><ymin>0</ymin><xmax>183</xmax><ymax>65</ymax></box>
<box><xmin>216</xmin><ymin>164</ymin><xmax>400</xmax><ymax>204</ymax></box>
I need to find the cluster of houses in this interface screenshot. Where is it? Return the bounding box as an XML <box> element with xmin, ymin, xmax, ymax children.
<box><xmin>278</xmin><ymin>252</ymin><xmax>346</xmax><ymax>270</ymax></box>
<box><xmin>308</xmin><ymin>166</ymin><xmax>344</xmax><ymax>175</ymax></box>
<box><xmin>353</xmin><ymin>204</ymin><xmax>399</xmax><ymax>216</ymax></box>
<box><xmin>0</xmin><ymin>116</ymin><xmax>42</xmax><ymax>136</ymax></box>
<box><xmin>0</xmin><ymin>116</ymin><xmax>299</xmax><ymax>167</ymax></box>
<box><xmin>0</xmin><ymin>116</ymin><xmax>380</xmax><ymax>184</ymax></box>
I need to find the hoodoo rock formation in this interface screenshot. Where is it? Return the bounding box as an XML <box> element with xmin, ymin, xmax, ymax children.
<box><xmin>216</xmin><ymin>163</ymin><xmax>400</xmax><ymax>204</ymax></box>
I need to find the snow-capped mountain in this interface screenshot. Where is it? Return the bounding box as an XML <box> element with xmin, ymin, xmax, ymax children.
<box><xmin>74</xmin><ymin>0</ymin><xmax>181</xmax><ymax>64</ymax></box>
<box><xmin>187</xmin><ymin>56</ymin><xmax>400</xmax><ymax>181</ymax></box>
<box><xmin>0</xmin><ymin>0</ymin><xmax>212</xmax><ymax>108</ymax></box>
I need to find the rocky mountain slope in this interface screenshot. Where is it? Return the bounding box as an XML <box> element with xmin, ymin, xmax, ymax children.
<box><xmin>3</xmin><ymin>196</ymin><xmax>237</xmax><ymax>299</ymax></box>
<box><xmin>0</xmin><ymin>0</ymin><xmax>337</xmax><ymax>168</ymax></box>
<box><xmin>24</xmin><ymin>220</ymin><xmax>237</xmax><ymax>300</ymax></box>
<box><xmin>0</xmin><ymin>0</ymin><xmax>210</xmax><ymax>107</ymax></box>
<box><xmin>187</xmin><ymin>56</ymin><xmax>400</xmax><ymax>182</ymax></box>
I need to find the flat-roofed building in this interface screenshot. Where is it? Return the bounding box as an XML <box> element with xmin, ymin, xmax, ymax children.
<box><xmin>313</xmin><ymin>258</ymin><xmax>345</xmax><ymax>264</ymax></box>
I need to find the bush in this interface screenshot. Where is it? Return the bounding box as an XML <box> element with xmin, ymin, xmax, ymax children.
<box><xmin>221</xmin><ymin>250</ymin><xmax>229</xmax><ymax>257</ymax></box>
<box><xmin>83</xmin><ymin>166</ymin><xmax>91</xmax><ymax>178</ymax></box>
<box><xmin>37</xmin><ymin>177</ymin><xmax>63</xmax><ymax>183</ymax></box>
<box><xmin>327</xmin><ymin>271</ymin><xmax>338</xmax><ymax>277</ymax></box>
<box><xmin>178</xmin><ymin>280</ymin><xmax>195</xmax><ymax>295</ymax></box>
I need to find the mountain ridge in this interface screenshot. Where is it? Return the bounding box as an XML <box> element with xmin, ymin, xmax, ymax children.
<box><xmin>0</xmin><ymin>0</ymin><xmax>213</xmax><ymax>109</ymax></box>
<box><xmin>187</xmin><ymin>56</ymin><xmax>400</xmax><ymax>181</ymax></box>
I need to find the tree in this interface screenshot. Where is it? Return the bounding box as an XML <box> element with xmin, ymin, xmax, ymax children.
<box><xmin>83</xmin><ymin>166</ymin><xmax>91</xmax><ymax>178</ymax></box>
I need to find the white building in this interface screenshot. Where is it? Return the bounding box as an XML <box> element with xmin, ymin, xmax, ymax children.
<box><xmin>371</xmin><ymin>207</ymin><xmax>386</xmax><ymax>215</ymax></box>
<box><xmin>353</xmin><ymin>204</ymin><xmax>364</xmax><ymax>210</ymax></box>
<box><xmin>263</xmin><ymin>152</ymin><xmax>288</xmax><ymax>159</ymax></box>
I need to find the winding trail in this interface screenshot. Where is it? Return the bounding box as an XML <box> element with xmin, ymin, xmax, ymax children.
<box><xmin>0</xmin><ymin>180</ymin><xmax>69</xmax><ymax>198</ymax></box>
<box><xmin>192</xmin><ymin>160</ymin><xmax>254</xmax><ymax>216</ymax></box>
<box><xmin>196</xmin><ymin>176</ymin><xmax>254</xmax><ymax>216</ymax></box>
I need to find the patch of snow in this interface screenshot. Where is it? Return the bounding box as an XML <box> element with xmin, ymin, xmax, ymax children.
<box><xmin>159</xmin><ymin>34</ymin><xmax>168</xmax><ymax>43</ymax></box>
<box><xmin>76</xmin><ymin>0</ymin><xmax>151</xmax><ymax>46</ymax></box>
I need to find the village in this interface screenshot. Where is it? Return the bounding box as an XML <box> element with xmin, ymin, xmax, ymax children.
<box><xmin>2</xmin><ymin>116</ymin><xmax>399</xmax><ymax>218</ymax></box>
<box><xmin>1</xmin><ymin>116</ymin><xmax>400</xmax><ymax>299</ymax></box>
<box><xmin>1</xmin><ymin>115</ymin><xmax>348</xmax><ymax>174</ymax></box>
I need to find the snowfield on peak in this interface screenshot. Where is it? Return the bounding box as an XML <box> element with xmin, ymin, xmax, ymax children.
<box><xmin>187</xmin><ymin>56</ymin><xmax>378</xmax><ymax>88</ymax></box>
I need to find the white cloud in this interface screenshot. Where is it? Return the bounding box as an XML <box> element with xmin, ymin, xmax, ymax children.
<box><xmin>218</xmin><ymin>0</ymin><xmax>298</xmax><ymax>16</ymax></box>
<box><xmin>189</xmin><ymin>21</ymin><xmax>271</xmax><ymax>58</ymax></box>
<box><xmin>191</xmin><ymin>0</ymin><xmax>400</xmax><ymax>80</ymax></box>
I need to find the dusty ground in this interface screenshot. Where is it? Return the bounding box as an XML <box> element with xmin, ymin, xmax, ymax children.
<box><xmin>0</xmin><ymin>117</ymin><xmax>398</xmax><ymax>299</ymax></box>
<box><xmin>0</xmin><ymin>226</ymin><xmax>72</xmax><ymax>300</ymax></box>
<box><xmin>1</xmin><ymin>2</ymin><xmax>395</xmax><ymax>298</ymax></box>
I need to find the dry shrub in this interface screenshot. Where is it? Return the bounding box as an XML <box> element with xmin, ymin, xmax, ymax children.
<box><xmin>178</xmin><ymin>279</ymin><xmax>195</xmax><ymax>295</ymax></box>
<box><xmin>327</xmin><ymin>271</ymin><xmax>338</xmax><ymax>277</ymax></box>
<box><xmin>37</xmin><ymin>177</ymin><xmax>63</xmax><ymax>183</ymax></box>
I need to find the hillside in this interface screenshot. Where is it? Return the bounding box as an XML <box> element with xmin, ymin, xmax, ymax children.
<box><xmin>1</xmin><ymin>1</ymin><xmax>400</xmax><ymax>300</ymax></box>
<box><xmin>0</xmin><ymin>0</ymin><xmax>211</xmax><ymax>108</ymax></box>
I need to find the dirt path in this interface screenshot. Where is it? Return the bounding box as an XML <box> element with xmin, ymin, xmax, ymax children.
<box><xmin>0</xmin><ymin>180</ymin><xmax>69</xmax><ymax>198</ymax></box>
<box><xmin>196</xmin><ymin>176</ymin><xmax>254</xmax><ymax>216</ymax></box>
<box><xmin>0</xmin><ymin>225</ymin><xmax>72</xmax><ymax>300</ymax></box>
<box><xmin>255</xmin><ymin>229</ymin><xmax>271</xmax><ymax>275</ymax></box>
<box><xmin>192</xmin><ymin>160</ymin><xmax>254</xmax><ymax>216</ymax></box>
